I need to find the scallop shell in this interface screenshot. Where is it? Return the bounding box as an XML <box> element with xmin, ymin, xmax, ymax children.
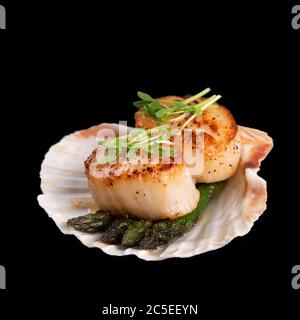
<box><xmin>37</xmin><ymin>123</ymin><xmax>273</xmax><ymax>261</ymax></box>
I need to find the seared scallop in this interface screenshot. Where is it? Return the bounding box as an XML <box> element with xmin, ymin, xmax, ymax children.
<box><xmin>85</xmin><ymin>150</ymin><xmax>200</xmax><ymax>220</ymax></box>
<box><xmin>135</xmin><ymin>96</ymin><xmax>241</xmax><ymax>183</ymax></box>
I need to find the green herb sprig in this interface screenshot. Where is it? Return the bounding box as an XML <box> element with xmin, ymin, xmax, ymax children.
<box><xmin>98</xmin><ymin>125</ymin><xmax>176</xmax><ymax>164</ymax></box>
<box><xmin>133</xmin><ymin>88</ymin><xmax>221</xmax><ymax>131</ymax></box>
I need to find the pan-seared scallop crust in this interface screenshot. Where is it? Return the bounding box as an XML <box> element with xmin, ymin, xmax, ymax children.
<box><xmin>135</xmin><ymin>96</ymin><xmax>241</xmax><ymax>183</ymax></box>
<box><xmin>85</xmin><ymin>151</ymin><xmax>200</xmax><ymax>220</ymax></box>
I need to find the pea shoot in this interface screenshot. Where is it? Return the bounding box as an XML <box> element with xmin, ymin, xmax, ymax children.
<box><xmin>133</xmin><ymin>88</ymin><xmax>221</xmax><ymax>131</ymax></box>
<box><xmin>97</xmin><ymin>125</ymin><xmax>176</xmax><ymax>164</ymax></box>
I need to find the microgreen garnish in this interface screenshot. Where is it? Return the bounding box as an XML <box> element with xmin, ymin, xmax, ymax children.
<box><xmin>133</xmin><ymin>88</ymin><xmax>222</xmax><ymax>131</ymax></box>
<box><xmin>97</xmin><ymin>125</ymin><xmax>176</xmax><ymax>164</ymax></box>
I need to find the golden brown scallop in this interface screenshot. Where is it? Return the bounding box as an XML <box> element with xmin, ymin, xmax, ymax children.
<box><xmin>135</xmin><ymin>96</ymin><xmax>241</xmax><ymax>183</ymax></box>
<box><xmin>85</xmin><ymin>150</ymin><xmax>200</xmax><ymax>220</ymax></box>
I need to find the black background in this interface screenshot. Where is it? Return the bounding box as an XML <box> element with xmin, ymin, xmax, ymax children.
<box><xmin>1</xmin><ymin>1</ymin><xmax>299</xmax><ymax>318</ymax></box>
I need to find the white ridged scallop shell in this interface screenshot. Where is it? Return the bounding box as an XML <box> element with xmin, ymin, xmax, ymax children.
<box><xmin>37</xmin><ymin>123</ymin><xmax>273</xmax><ymax>261</ymax></box>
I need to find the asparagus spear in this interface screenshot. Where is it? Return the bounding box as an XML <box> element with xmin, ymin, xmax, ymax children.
<box><xmin>122</xmin><ymin>220</ymin><xmax>153</xmax><ymax>247</ymax></box>
<box><xmin>139</xmin><ymin>182</ymin><xmax>225</xmax><ymax>249</ymax></box>
<box><xmin>101</xmin><ymin>217</ymin><xmax>132</xmax><ymax>244</ymax></box>
<box><xmin>67</xmin><ymin>182</ymin><xmax>225</xmax><ymax>249</ymax></box>
<box><xmin>67</xmin><ymin>210</ymin><xmax>112</xmax><ymax>233</ymax></box>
